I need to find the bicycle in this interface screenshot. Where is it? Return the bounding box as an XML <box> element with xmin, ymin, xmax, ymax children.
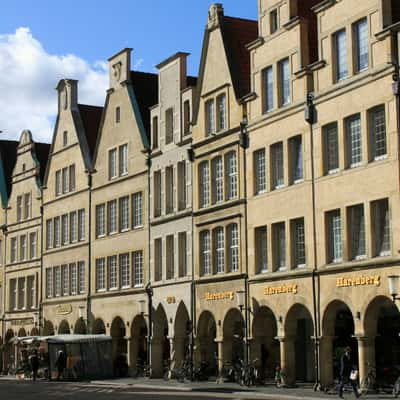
<box><xmin>134</xmin><ymin>361</ymin><xmax>150</xmax><ymax>378</ymax></box>
<box><xmin>360</xmin><ymin>364</ymin><xmax>376</xmax><ymax>395</ymax></box>
<box><xmin>393</xmin><ymin>375</ymin><xmax>400</xmax><ymax>398</ymax></box>
<box><xmin>240</xmin><ymin>359</ymin><xmax>259</xmax><ymax>387</ymax></box>
<box><xmin>163</xmin><ymin>358</ymin><xmax>171</xmax><ymax>380</ymax></box>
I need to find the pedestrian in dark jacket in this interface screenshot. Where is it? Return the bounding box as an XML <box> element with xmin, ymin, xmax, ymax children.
<box><xmin>55</xmin><ymin>350</ymin><xmax>67</xmax><ymax>381</ymax></box>
<box><xmin>338</xmin><ymin>347</ymin><xmax>359</xmax><ymax>398</ymax></box>
<box><xmin>29</xmin><ymin>349</ymin><xmax>39</xmax><ymax>381</ymax></box>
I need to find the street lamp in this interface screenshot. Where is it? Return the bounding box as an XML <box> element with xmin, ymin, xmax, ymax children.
<box><xmin>138</xmin><ymin>299</ymin><xmax>146</xmax><ymax>316</ymax></box>
<box><xmin>78</xmin><ymin>305</ymin><xmax>86</xmax><ymax>321</ymax></box>
<box><xmin>236</xmin><ymin>289</ymin><xmax>249</xmax><ymax>364</ymax></box>
<box><xmin>236</xmin><ymin>290</ymin><xmax>245</xmax><ymax>311</ymax></box>
<box><xmin>388</xmin><ymin>275</ymin><xmax>400</xmax><ymax>302</ymax></box>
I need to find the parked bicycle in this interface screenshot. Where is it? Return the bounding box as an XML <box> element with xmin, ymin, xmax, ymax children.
<box><xmin>393</xmin><ymin>375</ymin><xmax>400</xmax><ymax>398</ymax></box>
<box><xmin>360</xmin><ymin>364</ymin><xmax>376</xmax><ymax>395</ymax></box>
<box><xmin>134</xmin><ymin>361</ymin><xmax>150</xmax><ymax>378</ymax></box>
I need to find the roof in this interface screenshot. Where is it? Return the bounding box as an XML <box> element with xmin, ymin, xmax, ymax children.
<box><xmin>0</xmin><ymin>140</ymin><xmax>19</xmax><ymax>198</ymax></box>
<box><xmin>220</xmin><ymin>16</ymin><xmax>258</xmax><ymax>99</ymax></box>
<box><xmin>78</xmin><ymin>104</ymin><xmax>103</xmax><ymax>158</ymax></box>
<box><xmin>34</xmin><ymin>142</ymin><xmax>51</xmax><ymax>184</ymax></box>
<box><xmin>187</xmin><ymin>75</ymin><xmax>198</xmax><ymax>87</ymax></box>
<box><xmin>130</xmin><ymin>71</ymin><xmax>158</xmax><ymax>137</ymax></box>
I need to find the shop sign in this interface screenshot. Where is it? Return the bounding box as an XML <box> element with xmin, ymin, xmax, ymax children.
<box><xmin>205</xmin><ymin>291</ymin><xmax>234</xmax><ymax>301</ymax></box>
<box><xmin>166</xmin><ymin>296</ymin><xmax>176</xmax><ymax>304</ymax></box>
<box><xmin>264</xmin><ymin>284</ymin><xmax>298</xmax><ymax>296</ymax></box>
<box><xmin>56</xmin><ymin>304</ymin><xmax>73</xmax><ymax>315</ymax></box>
<box><xmin>336</xmin><ymin>275</ymin><xmax>380</xmax><ymax>288</ymax></box>
<box><xmin>11</xmin><ymin>318</ymin><xmax>34</xmax><ymax>326</ymax></box>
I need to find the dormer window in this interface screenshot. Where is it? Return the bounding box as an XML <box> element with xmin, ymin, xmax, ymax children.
<box><xmin>205</xmin><ymin>99</ymin><xmax>215</xmax><ymax>136</ymax></box>
<box><xmin>217</xmin><ymin>94</ymin><xmax>226</xmax><ymax>132</ymax></box>
<box><xmin>270</xmin><ymin>9</ymin><xmax>278</xmax><ymax>34</ymax></box>
<box><xmin>116</xmin><ymin>106</ymin><xmax>121</xmax><ymax>124</ymax></box>
<box><xmin>63</xmin><ymin>131</ymin><xmax>68</xmax><ymax>147</ymax></box>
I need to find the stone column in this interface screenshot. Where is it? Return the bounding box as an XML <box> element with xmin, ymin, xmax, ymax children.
<box><xmin>319</xmin><ymin>335</ymin><xmax>334</xmax><ymax>388</ymax></box>
<box><xmin>356</xmin><ymin>335</ymin><xmax>375</xmax><ymax>385</ymax></box>
<box><xmin>276</xmin><ymin>336</ymin><xmax>296</xmax><ymax>386</ymax></box>
<box><xmin>151</xmin><ymin>337</ymin><xmax>163</xmax><ymax>378</ymax></box>
<box><xmin>215</xmin><ymin>338</ymin><xmax>224</xmax><ymax>377</ymax></box>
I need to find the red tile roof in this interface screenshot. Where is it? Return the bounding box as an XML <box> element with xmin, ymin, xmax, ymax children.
<box><xmin>220</xmin><ymin>16</ymin><xmax>258</xmax><ymax>99</ymax></box>
<box><xmin>78</xmin><ymin>104</ymin><xmax>103</xmax><ymax>158</ymax></box>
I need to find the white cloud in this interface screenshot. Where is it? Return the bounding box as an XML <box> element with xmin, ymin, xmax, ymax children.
<box><xmin>0</xmin><ymin>27</ymin><xmax>109</xmax><ymax>143</ymax></box>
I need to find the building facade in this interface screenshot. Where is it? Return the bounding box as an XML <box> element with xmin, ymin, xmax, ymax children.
<box><xmin>149</xmin><ymin>52</ymin><xmax>197</xmax><ymax>377</ymax></box>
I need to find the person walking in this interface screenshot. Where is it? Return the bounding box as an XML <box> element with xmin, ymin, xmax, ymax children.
<box><xmin>29</xmin><ymin>349</ymin><xmax>39</xmax><ymax>381</ymax></box>
<box><xmin>338</xmin><ymin>347</ymin><xmax>360</xmax><ymax>398</ymax></box>
<box><xmin>55</xmin><ymin>350</ymin><xmax>67</xmax><ymax>381</ymax></box>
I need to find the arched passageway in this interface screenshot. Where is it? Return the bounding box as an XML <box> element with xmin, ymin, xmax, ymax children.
<box><xmin>111</xmin><ymin>317</ymin><xmax>127</xmax><ymax>377</ymax></box>
<box><xmin>43</xmin><ymin>320</ymin><xmax>55</xmax><ymax>336</ymax></box>
<box><xmin>92</xmin><ymin>318</ymin><xmax>106</xmax><ymax>334</ymax></box>
<box><xmin>173</xmin><ymin>302</ymin><xmax>190</xmax><ymax>371</ymax></box>
<box><xmin>151</xmin><ymin>305</ymin><xmax>169</xmax><ymax>378</ymax></box>
<box><xmin>58</xmin><ymin>320</ymin><xmax>71</xmax><ymax>334</ymax></box>
<box><xmin>130</xmin><ymin>314</ymin><xmax>148</xmax><ymax>374</ymax></box>
<box><xmin>3</xmin><ymin>330</ymin><xmax>14</xmax><ymax>373</ymax></box>
<box><xmin>196</xmin><ymin>311</ymin><xmax>217</xmax><ymax>377</ymax></box>
<box><xmin>74</xmin><ymin>318</ymin><xmax>87</xmax><ymax>334</ymax></box>
<box><xmin>223</xmin><ymin>308</ymin><xmax>245</xmax><ymax>370</ymax></box>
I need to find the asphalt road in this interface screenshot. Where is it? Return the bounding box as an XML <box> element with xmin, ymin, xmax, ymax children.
<box><xmin>0</xmin><ymin>381</ymin><xmax>261</xmax><ymax>400</ymax></box>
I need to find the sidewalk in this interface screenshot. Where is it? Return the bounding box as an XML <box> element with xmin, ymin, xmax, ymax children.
<box><xmin>89</xmin><ymin>377</ymin><xmax>394</xmax><ymax>399</ymax></box>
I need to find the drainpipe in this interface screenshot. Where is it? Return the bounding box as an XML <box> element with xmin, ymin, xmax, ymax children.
<box><xmin>1</xmin><ymin>219</ymin><xmax>7</xmax><ymax>372</ymax></box>
<box><xmin>305</xmin><ymin>92</ymin><xmax>320</xmax><ymax>390</ymax></box>
<box><xmin>39</xmin><ymin>198</ymin><xmax>44</xmax><ymax>336</ymax></box>
<box><xmin>87</xmin><ymin>173</ymin><xmax>92</xmax><ymax>333</ymax></box>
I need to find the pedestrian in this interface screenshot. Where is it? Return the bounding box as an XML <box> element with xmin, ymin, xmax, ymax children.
<box><xmin>29</xmin><ymin>349</ymin><xmax>39</xmax><ymax>381</ymax></box>
<box><xmin>338</xmin><ymin>347</ymin><xmax>360</xmax><ymax>398</ymax></box>
<box><xmin>55</xmin><ymin>350</ymin><xmax>67</xmax><ymax>381</ymax></box>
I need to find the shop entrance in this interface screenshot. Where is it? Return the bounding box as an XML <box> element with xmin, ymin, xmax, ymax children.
<box><xmin>197</xmin><ymin>311</ymin><xmax>217</xmax><ymax>376</ymax></box>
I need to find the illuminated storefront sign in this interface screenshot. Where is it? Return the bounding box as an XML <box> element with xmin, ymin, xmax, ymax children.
<box><xmin>205</xmin><ymin>291</ymin><xmax>234</xmax><ymax>301</ymax></box>
<box><xmin>336</xmin><ymin>275</ymin><xmax>380</xmax><ymax>288</ymax></box>
<box><xmin>56</xmin><ymin>304</ymin><xmax>73</xmax><ymax>315</ymax></box>
<box><xmin>264</xmin><ymin>284</ymin><xmax>298</xmax><ymax>296</ymax></box>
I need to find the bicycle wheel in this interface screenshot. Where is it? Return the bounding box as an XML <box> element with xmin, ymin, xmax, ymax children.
<box><xmin>393</xmin><ymin>378</ymin><xmax>400</xmax><ymax>398</ymax></box>
<box><xmin>360</xmin><ymin>375</ymin><xmax>371</xmax><ymax>395</ymax></box>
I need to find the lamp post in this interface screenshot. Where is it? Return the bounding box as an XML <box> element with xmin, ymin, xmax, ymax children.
<box><xmin>236</xmin><ymin>289</ymin><xmax>249</xmax><ymax>364</ymax></box>
<box><xmin>33</xmin><ymin>311</ymin><xmax>41</xmax><ymax>335</ymax></box>
<box><xmin>388</xmin><ymin>275</ymin><xmax>400</xmax><ymax>302</ymax></box>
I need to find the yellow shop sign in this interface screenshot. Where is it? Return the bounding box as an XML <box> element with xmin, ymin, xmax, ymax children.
<box><xmin>336</xmin><ymin>275</ymin><xmax>380</xmax><ymax>288</ymax></box>
<box><xmin>205</xmin><ymin>291</ymin><xmax>235</xmax><ymax>301</ymax></box>
<box><xmin>56</xmin><ymin>304</ymin><xmax>73</xmax><ymax>315</ymax></box>
<box><xmin>264</xmin><ymin>284</ymin><xmax>298</xmax><ymax>296</ymax></box>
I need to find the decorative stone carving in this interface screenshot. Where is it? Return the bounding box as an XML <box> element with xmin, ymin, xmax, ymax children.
<box><xmin>112</xmin><ymin>61</ymin><xmax>122</xmax><ymax>82</ymax></box>
<box><xmin>208</xmin><ymin>3</ymin><xmax>223</xmax><ymax>29</ymax></box>
<box><xmin>63</xmin><ymin>85</ymin><xmax>68</xmax><ymax>110</ymax></box>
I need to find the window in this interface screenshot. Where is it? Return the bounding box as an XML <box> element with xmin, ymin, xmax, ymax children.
<box><xmin>165</xmin><ymin>166</ymin><xmax>174</xmax><ymax>214</ymax></box>
<box><xmin>54</xmin><ymin>217</ymin><xmax>61</xmax><ymax>247</ymax></box>
<box><xmin>109</xmin><ymin>148</ymin><xmax>118</xmax><ymax>179</ymax></box>
<box><xmin>214</xmin><ymin>227</ymin><xmax>225</xmax><ymax>274</ymax></box>
<box><xmin>165</xmin><ymin>108</ymin><xmax>174</xmax><ymax>145</ymax></box>
<box><xmin>61</xmin><ymin>214</ymin><xmax>69</xmax><ymax>245</ymax></box>
<box><xmin>119</xmin><ymin>196</ymin><xmax>130</xmax><ymax>231</ymax></box>
<box><xmin>200</xmin><ymin>230</ymin><xmax>211</xmax><ymax>275</ymax></box>
<box><xmin>46</xmin><ymin>269</ymin><xmax>53</xmax><ymax>298</ymax></box>
<box><xmin>96</xmin><ymin>204</ymin><xmax>105</xmax><ymax>237</ymax></box>
<box><xmin>199</xmin><ymin>162</ymin><xmax>210</xmax><ymax>208</ymax></box>
<box><xmin>279</xmin><ymin>58</ymin><xmax>290</xmax><ymax>106</ymax></box>
<box><xmin>116</xmin><ymin>106</ymin><xmax>121</xmax><ymax>123</ymax></box>
<box><xmin>217</xmin><ymin>94</ymin><xmax>226</xmax><ymax>132</ymax></box>
<box><xmin>29</xmin><ymin>232</ymin><xmax>37</xmax><ymax>259</ymax></box>
<box><xmin>334</xmin><ymin>29</ymin><xmax>348</xmax><ymax>81</ymax></box>
<box><xmin>271</xmin><ymin>142</ymin><xmax>284</xmax><ymax>189</ymax></box>
<box><xmin>132</xmin><ymin>192</ymin><xmax>143</xmax><ymax>228</ymax></box>
<box><xmin>346</xmin><ymin>114</ymin><xmax>362</xmax><ymax>168</ymax></box>
<box><xmin>55</xmin><ymin>170</ymin><xmax>61</xmax><ymax>196</ymax></box>
<box><xmin>369</xmin><ymin>105</ymin><xmax>387</xmax><ymax>160</ymax></box>
<box><xmin>327</xmin><ymin>209</ymin><xmax>342</xmax><ymax>263</ymax></box>
<box><xmin>70</xmin><ymin>211</ymin><xmax>77</xmax><ymax>243</ymax></box>
<box><xmin>10</xmin><ymin>279</ymin><xmax>17</xmax><ymax>310</ymax></box>
<box><xmin>354</xmin><ymin>18</ymin><xmax>368</xmax><ymax>72</ymax></box>
<box><xmin>62</xmin><ymin>167</ymin><xmax>68</xmax><ymax>194</ymax></box>
<box><xmin>96</xmin><ymin>258</ymin><xmax>106</xmax><ymax>292</ymax></box>
<box><xmin>20</xmin><ymin>235</ymin><xmax>27</xmax><ymax>261</ymax></box>
<box><xmin>254</xmin><ymin>149</ymin><xmax>266</xmax><ymax>194</ymax></box>
<box><xmin>372</xmin><ymin>199</ymin><xmax>390</xmax><ymax>257</ymax></box>
<box><xmin>70</xmin><ymin>263</ymin><xmax>77</xmax><ymax>295</ymax></box>
<box><xmin>108</xmin><ymin>256</ymin><xmax>118</xmax><ymax>290</ymax></box>
<box><xmin>323</xmin><ymin>123</ymin><xmax>339</xmax><ymax>174</ymax></box>
<box><xmin>108</xmin><ymin>201</ymin><xmax>117</xmax><ymax>234</ymax></box>
<box><xmin>18</xmin><ymin>278</ymin><xmax>25</xmax><ymax>309</ymax></box>
<box><xmin>78</xmin><ymin>209</ymin><xmax>85</xmax><ymax>241</ymax></box>
<box><xmin>62</xmin><ymin>264</ymin><xmax>69</xmax><ymax>296</ymax></box>
<box><xmin>120</xmin><ymin>253</ymin><xmax>130</xmax><ymax>288</ymax></box>
<box><xmin>63</xmin><ymin>131</ymin><xmax>68</xmax><ymax>147</ymax></box>
<box><xmin>166</xmin><ymin>235</ymin><xmax>174</xmax><ymax>280</ymax></box>
<box><xmin>270</xmin><ymin>9</ymin><xmax>278</xmax><ymax>33</ymax></box>
<box><xmin>348</xmin><ymin>204</ymin><xmax>366</xmax><ymax>260</ymax></box>
<box><xmin>152</xmin><ymin>116</ymin><xmax>159</xmax><ymax>148</ymax></box>
<box><xmin>11</xmin><ymin>237</ymin><xmax>17</xmax><ymax>263</ymax></box>
<box><xmin>205</xmin><ymin>99</ymin><xmax>215</xmax><ymax>136</ymax></box>
<box><xmin>133</xmin><ymin>250</ymin><xmax>143</xmax><ymax>287</ymax></box>
<box><xmin>263</xmin><ymin>66</ymin><xmax>274</xmax><ymax>113</ymax></box>
<box><xmin>46</xmin><ymin>219</ymin><xmax>53</xmax><ymax>249</ymax></box>
<box><xmin>119</xmin><ymin>144</ymin><xmax>128</xmax><ymax>176</ymax></box>
<box><xmin>183</xmin><ymin>100</ymin><xmax>191</xmax><ymax>136</ymax></box>
<box><xmin>178</xmin><ymin>232</ymin><xmax>187</xmax><ymax>277</ymax></box>
<box><xmin>27</xmin><ymin>276</ymin><xmax>35</xmax><ymax>309</ymax></box>
<box><xmin>273</xmin><ymin>222</ymin><xmax>286</xmax><ymax>271</ymax></box>
<box><xmin>292</xmin><ymin>218</ymin><xmax>306</xmax><ymax>268</ymax></box>
<box><xmin>212</xmin><ymin>156</ymin><xmax>223</xmax><ymax>204</ymax></box>
<box><xmin>225</xmin><ymin>152</ymin><xmax>237</xmax><ymax>200</ymax></box>
<box><xmin>177</xmin><ymin>161</ymin><xmax>187</xmax><ymax>211</ymax></box>
<box><xmin>154</xmin><ymin>238</ymin><xmax>162</xmax><ymax>282</ymax></box>
<box><xmin>78</xmin><ymin>262</ymin><xmax>85</xmax><ymax>293</ymax></box>
<box><xmin>227</xmin><ymin>224</ymin><xmax>239</xmax><ymax>272</ymax></box>
<box><xmin>154</xmin><ymin>170</ymin><xmax>162</xmax><ymax>217</ymax></box>
<box><xmin>54</xmin><ymin>266</ymin><xmax>61</xmax><ymax>297</ymax></box>
<box><xmin>16</xmin><ymin>195</ymin><xmax>22</xmax><ymax>221</ymax></box>
<box><xmin>24</xmin><ymin>193</ymin><xmax>31</xmax><ymax>219</ymax></box>
<box><xmin>255</xmin><ymin>226</ymin><xmax>268</xmax><ymax>273</ymax></box>
<box><xmin>289</xmin><ymin>135</ymin><xmax>303</xmax><ymax>184</ymax></box>
<box><xmin>69</xmin><ymin>165</ymin><xmax>75</xmax><ymax>192</ymax></box>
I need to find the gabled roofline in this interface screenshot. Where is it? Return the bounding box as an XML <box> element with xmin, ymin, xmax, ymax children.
<box><xmin>156</xmin><ymin>52</ymin><xmax>190</xmax><ymax>70</ymax></box>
